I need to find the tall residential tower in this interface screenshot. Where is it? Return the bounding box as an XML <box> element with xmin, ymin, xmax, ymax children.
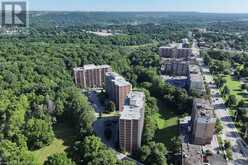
<box><xmin>119</xmin><ymin>91</ymin><xmax>145</xmax><ymax>153</ymax></box>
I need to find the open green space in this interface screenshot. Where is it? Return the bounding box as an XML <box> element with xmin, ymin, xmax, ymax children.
<box><xmin>154</xmin><ymin>100</ymin><xmax>179</xmax><ymax>149</ymax></box>
<box><xmin>32</xmin><ymin>123</ymin><xmax>76</xmax><ymax>165</ymax></box>
<box><xmin>221</xmin><ymin>75</ymin><xmax>246</xmax><ymax>103</ymax></box>
<box><xmin>220</xmin><ymin>75</ymin><xmax>248</xmax><ymax>140</ymax></box>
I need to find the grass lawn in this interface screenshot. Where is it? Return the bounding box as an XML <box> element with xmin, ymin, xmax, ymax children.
<box><xmin>32</xmin><ymin>123</ymin><xmax>76</xmax><ymax>165</ymax></box>
<box><xmin>154</xmin><ymin>100</ymin><xmax>179</xmax><ymax>149</ymax></box>
<box><xmin>220</xmin><ymin>75</ymin><xmax>248</xmax><ymax>142</ymax></box>
<box><xmin>222</xmin><ymin>75</ymin><xmax>245</xmax><ymax>103</ymax></box>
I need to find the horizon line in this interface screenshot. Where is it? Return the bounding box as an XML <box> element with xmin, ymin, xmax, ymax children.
<box><xmin>29</xmin><ymin>10</ymin><xmax>248</xmax><ymax>14</ymax></box>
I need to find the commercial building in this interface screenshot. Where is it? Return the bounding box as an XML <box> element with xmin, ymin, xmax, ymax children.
<box><xmin>159</xmin><ymin>46</ymin><xmax>192</xmax><ymax>59</ymax></box>
<box><xmin>119</xmin><ymin>91</ymin><xmax>145</xmax><ymax>153</ymax></box>
<box><xmin>105</xmin><ymin>72</ymin><xmax>132</xmax><ymax>111</ymax></box>
<box><xmin>188</xmin><ymin>65</ymin><xmax>206</xmax><ymax>95</ymax></box>
<box><xmin>191</xmin><ymin>98</ymin><xmax>216</xmax><ymax>145</ymax></box>
<box><xmin>73</xmin><ymin>64</ymin><xmax>112</xmax><ymax>89</ymax></box>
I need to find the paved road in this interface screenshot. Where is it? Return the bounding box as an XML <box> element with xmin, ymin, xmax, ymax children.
<box><xmin>192</xmin><ymin>41</ymin><xmax>248</xmax><ymax>164</ymax></box>
<box><xmin>199</xmin><ymin>61</ymin><xmax>248</xmax><ymax>165</ymax></box>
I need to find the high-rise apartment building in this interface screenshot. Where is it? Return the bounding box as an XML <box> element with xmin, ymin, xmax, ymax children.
<box><xmin>159</xmin><ymin>46</ymin><xmax>192</xmax><ymax>59</ymax></box>
<box><xmin>119</xmin><ymin>91</ymin><xmax>145</xmax><ymax>153</ymax></box>
<box><xmin>105</xmin><ymin>72</ymin><xmax>132</xmax><ymax>111</ymax></box>
<box><xmin>188</xmin><ymin>65</ymin><xmax>206</xmax><ymax>95</ymax></box>
<box><xmin>73</xmin><ymin>64</ymin><xmax>112</xmax><ymax>89</ymax></box>
<box><xmin>191</xmin><ymin>98</ymin><xmax>216</xmax><ymax>145</ymax></box>
<box><xmin>161</xmin><ymin>58</ymin><xmax>189</xmax><ymax>76</ymax></box>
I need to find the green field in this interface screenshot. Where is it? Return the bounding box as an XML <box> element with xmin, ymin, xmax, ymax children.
<box><xmin>222</xmin><ymin>75</ymin><xmax>246</xmax><ymax>103</ymax></box>
<box><xmin>220</xmin><ymin>75</ymin><xmax>247</xmax><ymax>138</ymax></box>
<box><xmin>154</xmin><ymin>101</ymin><xmax>179</xmax><ymax>149</ymax></box>
<box><xmin>32</xmin><ymin>123</ymin><xmax>76</xmax><ymax>165</ymax></box>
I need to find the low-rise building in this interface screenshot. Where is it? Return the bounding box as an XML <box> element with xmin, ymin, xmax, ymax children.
<box><xmin>105</xmin><ymin>72</ymin><xmax>132</xmax><ymax>111</ymax></box>
<box><xmin>119</xmin><ymin>91</ymin><xmax>145</xmax><ymax>153</ymax></box>
<box><xmin>74</xmin><ymin>64</ymin><xmax>112</xmax><ymax>89</ymax></box>
<box><xmin>191</xmin><ymin>98</ymin><xmax>216</xmax><ymax>145</ymax></box>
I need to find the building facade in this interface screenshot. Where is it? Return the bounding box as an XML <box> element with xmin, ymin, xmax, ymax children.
<box><xmin>119</xmin><ymin>91</ymin><xmax>145</xmax><ymax>153</ymax></box>
<box><xmin>159</xmin><ymin>46</ymin><xmax>192</xmax><ymax>59</ymax></box>
<box><xmin>191</xmin><ymin>98</ymin><xmax>216</xmax><ymax>145</ymax></box>
<box><xmin>161</xmin><ymin>58</ymin><xmax>189</xmax><ymax>76</ymax></box>
<box><xmin>73</xmin><ymin>64</ymin><xmax>112</xmax><ymax>89</ymax></box>
<box><xmin>188</xmin><ymin>65</ymin><xmax>206</xmax><ymax>95</ymax></box>
<box><xmin>105</xmin><ymin>72</ymin><xmax>132</xmax><ymax>111</ymax></box>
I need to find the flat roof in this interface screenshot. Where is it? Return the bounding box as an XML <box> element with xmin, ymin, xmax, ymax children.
<box><xmin>74</xmin><ymin>64</ymin><xmax>111</xmax><ymax>71</ymax></box>
<box><xmin>189</xmin><ymin>65</ymin><xmax>201</xmax><ymax>73</ymax></box>
<box><xmin>194</xmin><ymin>98</ymin><xmax>214</xmax><ymax>118</ymax></box>
<box><xmin>120</xmin><ymin>91</ymin><xmax>145</xmax><ymax>120</ymax></box>
<box><xmin>182</xmin><ymin>143</ymin><xmax>203</xmax><ymax>165</ymax></box>
<box><xmin>106</xmin><ymin>72</ymin><xmax>131</xmax><ymax>87</ymax></box>
<box><xmin>159</xmin><ymin>46</ymin><xmax>192</xmax><ymax>51</ymax></box>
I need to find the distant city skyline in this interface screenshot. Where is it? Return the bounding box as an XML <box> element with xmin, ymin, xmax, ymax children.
<box><xmin>26</xmin><ymin>0</ymin><xmax>248</xmax><ymax>13</ymax></box>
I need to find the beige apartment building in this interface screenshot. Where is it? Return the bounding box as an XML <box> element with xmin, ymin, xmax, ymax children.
<box><xmin>191</xmin><ymin>98</ymin><xmax>216</xmax><ymax>145</ymax></box>
<box><xmin>159</xmin><ymin>46</ymin><xmax>192</xmax><ymax>59</ymax></box>
<box><xmin>105</xmin><ymin>72</ymin><xmax>132</xmax><ymax>111</ymax></box>
<box><xmin>161</xmin><ymin>58</ymin><xmax>189</xmax><ymax>76</ymax></box>
<box><xmin>119</xmin><ymin>91</ymin><xmax>145</xmax><ymax>153</ymax></box>
<box><xmin>188</xmin><ymin>65</ymin><xmax>206</xmax><ymax>95</ymax></box>
<box><xmin>73</xmin><ymin>64</ymin><xmax>112</xmax><ymax>89</ymax></box>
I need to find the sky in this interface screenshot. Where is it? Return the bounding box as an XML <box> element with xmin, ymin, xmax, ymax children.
<box><xmin>26</xmin><ymin>0</ymin><xmax>248</xmax><ymax>13</ymax></box>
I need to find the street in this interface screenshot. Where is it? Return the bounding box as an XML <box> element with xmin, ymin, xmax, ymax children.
<box><xmin>195</xmin><ymin>45</ymin><xmax>248</xmax><ymax>164</ymax></box>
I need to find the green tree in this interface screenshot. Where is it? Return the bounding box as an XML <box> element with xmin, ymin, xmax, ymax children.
<box><xmin>118</xmin><ymin>160</ymin><xmax>136</xmax><ymax>165</ymax></box>
<box><xmin>25</xmin><ymin>118</ymin><xmax>55</xmax><ymax>150</ymax></box>
<box><xmin>215</xmin><ymin>119</ymin><xmax>223</xmax><ymax>134</ymax></box>
<box><xmin>170</xmin><ymin>137</ymin><xmax>181</xmax><ymax>153</ymax></box>
<box><xmin>75</xmin><ymin>135</ymin><xmax>118</xmax><ymax>165</ymax></box>
<box><xmin>44</xmin><ymin>153</ymin><xmax>75</xmax><ymax>165</ymax></box>
<box><xmin>226</xmin><ymin>95</ymin><xmax>237</xmax><ymax>107</ymax></box>
<box><xmin>0</xmin><ymin>140</ymin><xmax>36</xmax><ymax>165</ymax></box>
<box><xmin>139</xmin><ymin>142</ymin><xmax>168</xmax><ymax>165</ymax></box>
<box><xmin>105</xmin><ymin>101</ymin><xmax>116</xmax><ymax>113</ymax></box>
<box><xmin>222</xmin><ymin>86</ymin><xmax>230</xmax><ymax>97</ymax></box>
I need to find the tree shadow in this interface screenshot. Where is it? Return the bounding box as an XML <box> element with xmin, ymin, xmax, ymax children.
<box><xmin>157</xmin><ymin>100</ymin><xmax>178</xmax><ymax>120</ymax></box>
<box><xmin>53</xmin><ymin>122</ymin><xmax>77</xmax><ymax>153</ymax></box>
<box><xmin>154</xmin><ymin>125</ymin><xmax>179</xmax><ymax>149</ymax></box>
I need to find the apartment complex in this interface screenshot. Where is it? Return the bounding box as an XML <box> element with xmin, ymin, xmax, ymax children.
<box><xmin>161</xmin><ymin>58</ymin><xmax>189</xmax><ymax>76</ymax></box>
<box><xmin>74</xmin><ymin>64</ymin><xmax>112</xmax><ymax>89</ymax></box>
<box><xmin>105</xmin><ymin>72</ymin><xmax>132</xmax><ymax>111</ymax></box>
<box><xmin>191</xmin><ymin>98</ymin><xmax>216</xmax><ymax>145</ymax></box>
<box><xmin>188</xmin><ymin>65</ymin><xmax>206</xmax><ymax>95</ymax></box>
<box><xmin>159</xmin><ymin>46</ymin><xmax>192</xmax><ymax>59</ymax></box>
<box><xmin>119</xmin><ymin>91</ymin><xmax>145</xmax><ymax>153</ymax></box>
<box><xmin>180</xmin><ymin>116</ymin><xmax>227</xmax><ymax>165</ymax></box>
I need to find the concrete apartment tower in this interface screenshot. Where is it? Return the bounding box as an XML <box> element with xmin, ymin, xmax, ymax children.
<box><xmin>159</xmin><ymin>46</ymin><xmax>192</xmax><ymax>76</ymax></box>
<box><xmin>188</xmin><ymin>65</ymin><xmax>206</xmax><ymax>95</ymax></box>
<box><xmin>159</xmin><ymin>46</ymin><xmax>192</xmax><ymax>59</ymax></box>
<box><xmin>191</xmin><ymin>98</ymin><xmax>216</xmax><ymax>145</ymax></box>
<box><xmin>119</xmin><ymin>91</ymin><xmax>145</xmax><ymax>153</ymax></box>
<box><xmin>73</xmin><ymin>64</ymin><xmax>112</xmax><ymax>89</ymax></box>
<box><xmin>105</xmin><ymin>72</ymin><xmax>132</xmax><ymax>111</ymax></box>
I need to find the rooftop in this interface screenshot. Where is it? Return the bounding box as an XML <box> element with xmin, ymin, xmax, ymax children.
<box><xmin>106</xmin><ymin>72</ymin><xmax>131</xmax><ymax>87</ymax></box>
<box><xmin>120</xmin><ymin>91</ymin><xmax>145</xmax><ymax>120</ymax></box>
<box><xmin>194</xmin><ymin>98</ymin><xmax>214</xmax><ymax>119</ymax></box>
<box><xmin>189</xmin><ymin>65</ymin><xmax>201</xmax><ymax>74</ymax></box>
<box><xmin>182</xmin><ymin>143</ymin><xmax>203</xmax><ymax>165</ymax></box>
<box><xmin>159</xmin><ymin>46</ymin><xmax>192</xmax><ymax>51</ymax></box>
<box><xmin>73</xmin><ymin>64</ymin><xmax>111</xmax><ymax>71</ymax></box>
